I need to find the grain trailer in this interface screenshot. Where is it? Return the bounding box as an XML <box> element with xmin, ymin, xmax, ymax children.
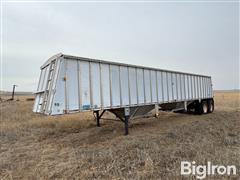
<box><xmin>33</xmin><ymin>53</ymin><xmax>214</xmax><ymax>135</ymax></box>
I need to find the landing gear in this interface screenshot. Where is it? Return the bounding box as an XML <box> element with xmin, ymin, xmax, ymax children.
<box><xmin>124</xmin><ymin>115</ymin><xmax>129</xmax><ymax>135</ymax></box>
<box><xmin>96</xmin><ymin>111</ymin><xmax>100</xmax><ymax>127</ymax></box>
<box><xmin>93</xmin><ymin>110</ymin><xmax>106</xmax><ymax>127</ymax></box>
<box><xmin>124</xmin><ymin>108</ymin><xmax>130</xmax><ymax>135</ymax></box>
<box><xmin>93</xmin><ymin>108</ymin><xmax>130</xmax><ymax>135</ymax></box>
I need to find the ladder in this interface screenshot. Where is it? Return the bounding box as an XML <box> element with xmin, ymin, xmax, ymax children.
<box><xmin>40</xmin><ymin>60</ymin><xmax>56</xmax><ymax>113</ymax></box>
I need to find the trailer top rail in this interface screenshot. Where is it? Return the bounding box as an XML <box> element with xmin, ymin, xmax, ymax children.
<box><xmin>41</xmin><ymin>53</ymin><xmax>211</xmax><ymax>78</ymax></box>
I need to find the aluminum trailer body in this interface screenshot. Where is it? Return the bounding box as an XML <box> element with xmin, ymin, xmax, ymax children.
<box><xmin>33</xmin><ymin>53</ymin><xmax>214</xmax><ymax>134</ymax></box>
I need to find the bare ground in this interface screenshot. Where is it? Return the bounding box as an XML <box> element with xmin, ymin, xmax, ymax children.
<box><xmin>0</xmin><ymin>91</ymin><xmax>240</xmax><ymax>179</ymax></box>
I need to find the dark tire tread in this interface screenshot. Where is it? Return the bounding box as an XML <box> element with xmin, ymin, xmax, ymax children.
<box><xmin>207</xmin><ymin>99</ymin><xmax>214</xmax><ymax>113</ymax></box>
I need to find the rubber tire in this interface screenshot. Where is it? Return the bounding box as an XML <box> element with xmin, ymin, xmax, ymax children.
<box><xmin>194</xmin><ymin>101</ymin><xmax>202</xmax><ymax>115</ymax></box>
<box><xmin>202</xmin><ymin>101</ymin><xmax>208</xmax><ymax>114</ymax></box>
<box><xmin>208</xmin><ymin>99</ymin><xmax>214</xmax><ymax>113</ymax></box>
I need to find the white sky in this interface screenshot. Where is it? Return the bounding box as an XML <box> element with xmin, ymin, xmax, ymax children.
<box><xmin>1</xmin><ymin>1</ymin><xmax>239</xmax><ymax>91</ymax></box>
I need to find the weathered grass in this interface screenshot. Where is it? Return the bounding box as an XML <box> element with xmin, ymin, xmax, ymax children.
<box><xmin>0</xmin><ymin>91</ymin><xmax>239</xmax><ymax>179</ymax></box>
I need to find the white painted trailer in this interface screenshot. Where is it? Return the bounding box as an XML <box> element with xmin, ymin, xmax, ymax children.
<box><xmin>33</xmin><ymin>53</ymin><xmax>214</xmax><ymax>134</ymax></box>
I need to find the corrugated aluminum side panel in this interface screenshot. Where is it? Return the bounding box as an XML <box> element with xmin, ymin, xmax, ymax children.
<box><xmin>185</xmin><ymin>75</ymin><xmax>188</xmax><ymax>100</ymax></box>
<box><xmin>195</xmin><ymin>76</ymin><xmax>198</xmax><ymax>99</ymax></box>
<box><xmin>188</xmin><ymin>75</ymin><xmax>192</xmax><ymax>99</ymax></box>
<box><xmin>191</xmin><ymin>75</ymin><xmax>195</xmax><ymax>99</ymax></box>
<box><xmin>42</xmin><ymin>57</ymin><xmax>213</xmax><ymax>115</ymax></box>
<box><xmin>199</xmin><ymin>77</ymin><xmax>202</xmax><ymax>99</ymax></box>
<box><xmin>79</xmin><ymin>61</ymin><xmax>91</xmax><ymax>110</ymax></box>
<box><xmin>101</xmin><ymin>64</ymin><xmax>111</xmax><ymax>107</ymax></box>
<box><xmin>66</xmin><ymin>60</ymin><xmax>79</xmax><ymax>111</ymax></box>
<box><xmin>162</xmin><ymin>72</ymin><xmax>168</xmax><ymax>102</ymax></box>
<box><xmin>182</xmin><ymin>74</ymin><xmax>186</xmax><ymax>100</ymax></box>
<box><xmin>176</xmin><ymin>74</ymin><xmax>181</xmax><ymax>100</ymax></box>
<box><xmin>167</xmin><ymin>72</ymin><xmax>173</xmax><ymax>101</ymax></box>
<box><xmin>51</xmin><ymin>59</ymin><xmax>66</xmax><ymax>114</ymax></box>
<box><xmin>110</xmin><ymin>65</ymin><xmax>121</xmax><ymax>107</ymax></box>
<box><xmin>90</xmin><ymin>62</ymin><xmax>101</xmax><ymax>109</ymax></box>
<box><xmin>144</xmin><ymin>69</ymin><xmax>151</xmax><ymax>103</ymax></box>
<box><xmin>150</xmin><ymin>70</ymin><xmax>158</xmax><ymax>103</ymax></box>
<box><xmin>172</xmin><ymin>73</ymin><xmax>177</xmax><ymax>101</ymax></box>
<box><xmin>206</xmin><ymin>77</ymin><xmax>209</xmax><ymax>98</ymax></box>
<box><xmin>120</xmin><ymin>66</ymin><xmax>129</xmax><ymax>106</ymax></box>
<box><xmin>129</xmin><ymin>67</ymin><xmax>138</xmax><ymax>105</ymax></box>
<box><xmin>157</xmin><ymin>71</ymin><xmax>163</xmax><ymax>103</ymax></box>
<box><xmin>191</xmin><ymin>76</ymin><xmax>195</xmax><ymax>99</ymax></box>
<box><xmin>203</xmin><ymin>77</ymin><xmax>206</xmax><ymax>98</ymax></box>
<box><xmin>136</xmin><ymin>68</ymin><xmax>145</xmax><ymax>104</ymax></box>
<box><xmin>205</xmin><ymin>77</ymin><xmax>208</xmax><ymax>98</ymax></box>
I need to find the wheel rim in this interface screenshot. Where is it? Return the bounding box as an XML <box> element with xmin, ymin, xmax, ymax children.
<box><xmin>203</xmin><ymin>103</ymin><xmax>208</xmax><ymax>113</ymax></box>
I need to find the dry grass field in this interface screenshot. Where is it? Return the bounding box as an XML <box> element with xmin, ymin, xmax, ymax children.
<box><xmin>0</xmin><ymin>91</ymin><xmax>240</xmax><ymax>179</ymax></box>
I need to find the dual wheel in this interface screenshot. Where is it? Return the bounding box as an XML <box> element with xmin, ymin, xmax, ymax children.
<box><xmin>195</xmin><ymin>99</ymin><xmax>214</xmax><ymax>115</ymax></box>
